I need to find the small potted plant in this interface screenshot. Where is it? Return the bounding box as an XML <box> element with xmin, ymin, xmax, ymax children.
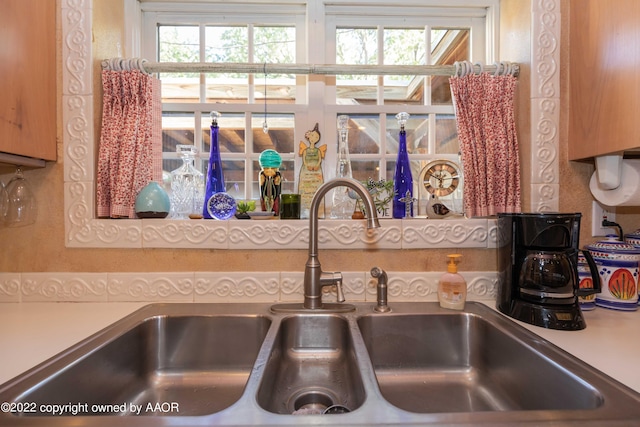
<box><xmin>366</xmin><ymin>178</ymin><xmax>394</xmax><ymax>217</ymax></box>
<box><xmin>352</xmin><ymin>178</ymin><xmax>395</xmax><ymax>218</ymax></box>
<box><xmin>235</xmin><ymin>200</ymin><xmax>256</xmax><ymax>219</ymax></box>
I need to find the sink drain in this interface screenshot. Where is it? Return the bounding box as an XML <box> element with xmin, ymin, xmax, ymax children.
<box><xmin>291</xmin><ymin>391</ymin><xmax>334</xmax><ymax>415</ymax></box>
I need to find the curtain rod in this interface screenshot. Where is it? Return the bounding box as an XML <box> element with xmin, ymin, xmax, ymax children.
<box><xmin>102</xmin><ymin>58</ymin><xmax>520</xmax><ymax>77</ymax></box>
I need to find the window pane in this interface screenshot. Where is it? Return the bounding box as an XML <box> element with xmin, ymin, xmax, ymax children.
<box><xmin>339</xmin><ymin>114</ymin><xmax>380</xmax><ymax>154</ymax></box>
<box><xmin>351</xmin><ymin>160</ymin><xmax>380</xmax><ymax>182</ymax></box>
<box><xmin>336</xmin><ymin>28</ymin><xmax>377</xmax><ymax>104</ymax></box>
<box><xmin>206</xmin><ymin>26</ymin><xmax>248</xmax><ymax>63</ymax></box>
<box><xmin>205</xmin><ymin>26</ymin><xmax>249</xmax><ymax>103</ymax></box>
<box><xmin>217</xmin><ymin>160</ymin><xmax>245</xmax><ymax>198</ymax></box>
<box><xmin>383</xmin><ymin>29</ymin><xmax>425</xmax><ymax>104</ymax></box>
<box><xmin>386</xmin><ymin>114</ymin><xmax>428</xmax><ymax>155</ymax></box>
<box><xmin>254</xmin><ymin>27</ymin><xmax>295</xmax><ymax>64</ymax></box>
<box><xmin>201</xmin><ymin>113</ymin><xmax>245</xmax><ymax>154</ymax></box>
<box><xmin>162</xmin><ymin>112</ymin><xmax>195</xmax><ymax>159</ymax></box>
<box><xmin>253</xmin><ymin>27</ymin><xmax>297</xmax><ymax>101</ymax></box>
<box><xmin>158</xmin><ymin>25</ymin><xmax>201</xmax><ymax>102</ymax></box>
<box><xmin>431</xmin><ymin>29</ymin><xmax>470</xmax><ymax>105</ymax></box>
<box><xmin>251</xmin><ymin>114</ymin><xmax>295</xmax><ymax>154</ymax></box>
<box><xmin>435</xmin><ymin>114</ymin><xmax>459</xmax><ymax>154</ymax></box>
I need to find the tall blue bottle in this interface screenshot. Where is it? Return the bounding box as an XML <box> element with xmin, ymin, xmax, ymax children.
<box><xmin>202</xmin><ymin>111</ymin><xmax>226</xmax><ymax>219</ymax></box>
<box><xmin>392</xmin><ymin>112</ymin><xmax>413</xmax><ymax>218</ymax></box>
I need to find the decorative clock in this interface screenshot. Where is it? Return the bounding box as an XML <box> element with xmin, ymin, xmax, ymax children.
<box><xmin>421</xmin><ymin>159</ymin><xmax>461</xmax><ymax>197</ymax></box>
<box><xmin>418</xmin><ymin>158</ymin><xmax>463</xmax><ymax>217</ymax></box>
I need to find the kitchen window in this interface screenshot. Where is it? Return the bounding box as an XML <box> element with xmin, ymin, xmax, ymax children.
<box><xmin>139</xmin><ymin>1</ymin><xmax>495</xmax><ymax>212</ymax></box>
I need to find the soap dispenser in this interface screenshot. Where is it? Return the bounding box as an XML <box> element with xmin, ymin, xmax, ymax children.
<box><xmin>438</xmin><ymin>254</ymin><xmax>467</xmax><ymax>310</ymax></box>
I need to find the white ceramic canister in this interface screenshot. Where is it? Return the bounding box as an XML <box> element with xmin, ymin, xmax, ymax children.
<box><xmin>586</xmin><ymin>236</ymin><xmax>640</xmax><ymax>311</ymax></box>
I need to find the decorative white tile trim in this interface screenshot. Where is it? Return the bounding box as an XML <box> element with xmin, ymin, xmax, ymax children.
<box><xmin>530</xmin><ymin>0</ymin><xmax>560</xmax><ymax>212</ymax></box>
<box><xmin>0</xmin><ymin>273</ymin><xmax>21</xmax><ymax>303</ymax></box>
<box><xmin>61</xmin><ymin>0</ymin><xmax>553</xmax><ymax>249</ymax></box>
<box><xmin>107</xmin><ymin>273</ymin><xmax>194</xmax><ymax>302</ymax></box>
<box><xmin>402</xmin><ymin>218</ymin><xmax>489</xmax><ymax>248</ymax></box>
<box><xmin>228</xmin><ymin>221</ymin><xmax>308</xmax><ymax>250</ymax></box>
<box><xmin>2</xmin><ymin>271</ymin><xmax>498</xmax><ymax>304</ymax></box>
<box><xmin>531</xmin><ymin>183</ymin><xmax>560</xmax><ymax>213</ymax></box>
<box><xmin>487</xmin><ymin>218</ymin><xmax>499</xmax><ymax>249</ymax></box>
<box><xmin>21</xmin><ymin>273</ymin><xmax>108</xmax><ymax>302</ymax></box>
<box><xmin>142</xmin><ymin>219</ymin><xmax>228</xmax><ymax>248</ymax></box>
<box><xmin>194</xmin><ymin>272</ymin><xmax>279</xmax><ymax>303</ymax></box>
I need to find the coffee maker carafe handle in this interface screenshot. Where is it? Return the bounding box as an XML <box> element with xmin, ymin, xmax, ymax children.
<box><xmin>577</xmin><ymin>249</ymin><xmax>602</xmax><ymax>297</ymax></box>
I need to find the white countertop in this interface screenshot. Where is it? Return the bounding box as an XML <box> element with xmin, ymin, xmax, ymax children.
<box><xmin>0</xmin><ymin>302</ymin><xmax>639</xmax><ymax>393</ymax></box>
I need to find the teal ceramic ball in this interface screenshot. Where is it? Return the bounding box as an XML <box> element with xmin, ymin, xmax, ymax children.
<box><xmin>135</xmin><ymin>181</ymin><xmax>171</xmax><ymax>218</ymax></box>
<box><xmin>259</xmin><ymin>149</ymin><xmax>282</xmax><ymax>169</ymax></box>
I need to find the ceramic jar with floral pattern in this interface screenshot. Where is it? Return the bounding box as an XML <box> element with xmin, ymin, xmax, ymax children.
<box><xmin>585</xmin><ymin>236</ymin><xmax>640</xmax><ymax>311</ymax></box>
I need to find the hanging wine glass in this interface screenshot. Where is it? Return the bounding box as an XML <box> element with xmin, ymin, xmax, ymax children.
<box><xmin>0</xmin><ymin>179</ymin><xmax>9</xmax><ymax>226</ymax></box>
<box><xmin>5</xmin><ymin>166</ymin><xmax>37</xmax><ymax>227</ymax></box>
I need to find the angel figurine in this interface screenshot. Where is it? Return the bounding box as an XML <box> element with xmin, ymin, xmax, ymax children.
<box><xmin>298</xmin><ymin>123</ymin><xmax>327</xmax><ymax>217</ymax></box>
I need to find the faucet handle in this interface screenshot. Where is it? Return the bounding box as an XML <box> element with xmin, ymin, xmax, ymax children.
<box><xmin>335</xmin><ymin>279</ymin><xmax>345</xmax><ymax>303</ymax></box>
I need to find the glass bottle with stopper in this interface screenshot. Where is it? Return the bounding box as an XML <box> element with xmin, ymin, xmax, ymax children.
<box><xmin>330</xmin><ymin>114</ymin><xmax>355</xmax><ymax>218</ymax></box>
<box><xmin>170</xmin><ymin>144</ymin><xmax>204</xmax><ymax>219</ymax></box>
<box><xmin>392</xmin><ymin>112</ymin><xmax>414</xmax><ymax>218</ymax></box>
<box><xmin>203</xmin><ymin>111</ymin><xmax>226</xmax><ymax>219</ymax></box>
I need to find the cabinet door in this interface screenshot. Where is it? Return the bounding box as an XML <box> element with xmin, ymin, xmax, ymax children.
<box><xmin>568</xmin><ymin>0</ymin><xmax>640</xmax><ymax>161</ymax></box>
<box><xmin>0</xmin><ymin>0</ymin><xmax>56</xmax><ymax>161</ymax></box>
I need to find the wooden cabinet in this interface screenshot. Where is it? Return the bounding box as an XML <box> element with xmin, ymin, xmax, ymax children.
<box><xmin>568</xmin><ymin>0</ymin><xmax>640</xmax><ymax>161</ymax></box>
<box><xmin>0</xmin><ymin>0</ymin><xmax>56</xmax><ymax>164</ymax></box>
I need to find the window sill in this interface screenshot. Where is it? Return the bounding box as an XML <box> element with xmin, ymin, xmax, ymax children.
<box><xmin>65</xmin><ymin>214</ymin><xmax>497</xmax><ymax>249</ymax></box>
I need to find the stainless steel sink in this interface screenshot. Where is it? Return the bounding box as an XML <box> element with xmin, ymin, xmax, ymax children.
<box><xmin>1</xmin><ymin>302</ymin><xmax>640</xmax><ymax>426</ymax></box>
<box><xmin>256</xmin><ymin>314</ymin><xmax>365</xmax><ymax>414</ymax></box>
<box><xmin>1</xmin><ymin>304</ymin><xmax>271</xmax><ymax>418</ymax></box>
<box><xmin>357</xmin><ymin>312</ymin><xmax>602</xmax><ymax>413</ymax></box>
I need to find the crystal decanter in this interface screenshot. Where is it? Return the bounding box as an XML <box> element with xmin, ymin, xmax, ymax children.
<box><xmin>330</xmin><ymin>115</ymin><xmax>355</xmax><ymax>218</ymax></box>
<box><xmin>170</xmin><ymin>144</ymin><xmax>204</xmax><ymax>219</ymax></box>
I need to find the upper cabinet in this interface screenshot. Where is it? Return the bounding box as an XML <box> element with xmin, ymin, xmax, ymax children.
<box><xmin>568</xmin><ymin>0</ymin><xmax>640</xmax><ymax>161</ymax></box>
<box><xmin>0</xmin><ymin>0</ymin><xmax>57</xmax><ymax>165</ymax></box>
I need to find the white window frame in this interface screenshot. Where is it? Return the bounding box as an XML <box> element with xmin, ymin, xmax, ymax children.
<box><xmin>138</xmin><ymin>0</ymin><xmax>498</xmax><ymax>204</ymax></box>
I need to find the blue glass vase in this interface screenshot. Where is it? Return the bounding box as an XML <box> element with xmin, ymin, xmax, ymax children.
<box><xmin>203</xmin><ymin>111</ymin><xmax>226</xmax><ymax>219</ymax></box>
<box><xmin>392</xmin><ymin>112</ymin><xmax>413</xmax><ymax>218</ymax></box>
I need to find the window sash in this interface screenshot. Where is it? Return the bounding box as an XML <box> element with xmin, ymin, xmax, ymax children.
<box><xmin>140</xmin><ymin>1</ymin><xmax>495</xmax><ymax>203</ymax></box>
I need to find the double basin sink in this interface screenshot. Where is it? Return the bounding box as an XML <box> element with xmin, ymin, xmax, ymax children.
<box><xmin>1</xmin><ymin>302</ymin><xmax>640</xmax><ymax>425</ymax></box>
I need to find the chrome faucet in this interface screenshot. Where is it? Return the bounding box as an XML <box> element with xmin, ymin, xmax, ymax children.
<box><xmin>304</xmin><ymin>178</ymin><xmax>381</xmax><ymax>310</ymax></box>
<box><xmin>370</xmin><ymin>266</ymin><xmax>390</xmax><ymax>313</ymax></box>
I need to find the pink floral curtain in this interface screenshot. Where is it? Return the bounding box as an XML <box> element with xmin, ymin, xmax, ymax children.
<box><xmin>450</xmin><ymin>69</ymin><xmax>521</xmax><ymax>217</ymax></box>
<box><xmin>97</xmin><ymin>69</ymin><xmax>162</xmax><ymax>218</ymax></box>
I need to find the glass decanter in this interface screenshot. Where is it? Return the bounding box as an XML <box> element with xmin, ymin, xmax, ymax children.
<box><xmin>392</xmin><ymin>112</ymin><xmax>414</xmax><ymax>218</ymax></box>
<box><xmin>170</xmin><ymin>144</ymin><xmax>204</xmax><ymax>219</ymax></box>
<box><xmin>202</xmin><ymin>111</ymin><xmax>226</xmax><ymax>219</ymax></box>
<box><xmin>330</xmin><ymin>114</ymin><xmax>355</xmax><ymax>218</ymax></box>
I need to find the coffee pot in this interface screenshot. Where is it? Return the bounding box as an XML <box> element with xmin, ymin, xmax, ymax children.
<box><xmin>498</xmin><ymin>213</ymin><xmax>601</xmax><ymax>330</ymax></box>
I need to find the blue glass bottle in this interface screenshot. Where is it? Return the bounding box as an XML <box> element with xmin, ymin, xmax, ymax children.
<box><xmin>203</xmin><ymin>111</ymin><xmax>226</xmax><ymax>219</ymax></box>
<box><xmin>392</xmin><ymin>112</ymin><xmax>413</xmax><ymax>218</ymax></box>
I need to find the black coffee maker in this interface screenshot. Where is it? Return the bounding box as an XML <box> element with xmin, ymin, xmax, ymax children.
<box><xmin>497</xmin><ymin>213</ymin><xmax>600</xmax><ymax>330</ymax></box>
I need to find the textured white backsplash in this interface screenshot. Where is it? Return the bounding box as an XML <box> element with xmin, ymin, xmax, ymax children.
<box><xmin>0</xmin><ymin>271</ymin><xmax>497</xmax><ymax>304</ymax></box>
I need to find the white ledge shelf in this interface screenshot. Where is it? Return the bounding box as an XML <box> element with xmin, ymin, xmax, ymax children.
<box><xmin>65</xmin><ymin>217</ymin><xmax>498</xmax><ymax>249</ymax></box>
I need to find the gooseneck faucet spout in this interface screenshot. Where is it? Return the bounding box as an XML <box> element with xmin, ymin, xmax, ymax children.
<box><xmin>304</xmin><ymin>178</ymin><xmax>381</xmax><ymax>309</ymax></box>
